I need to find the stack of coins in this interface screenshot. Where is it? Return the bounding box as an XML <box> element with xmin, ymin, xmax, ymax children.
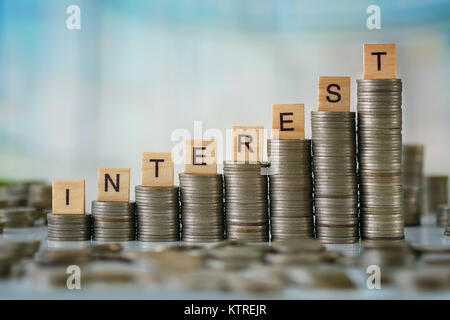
<box><xmin>0</xmin><ymin>207</ymin><xmax>36</xmax><ymax>228</ymax></box>
<box><xmin>27</xmin><ymin>184</ymin><xmax>52</xmax><ymax>221</ymax></box>
<box><xmin>402</xmin><ymin>145</ymin><xmax>424</xmax><ymax>226</ymax></box>
<box><xmin>311</xmin><ymin>112</ymin><xmax>359</xmax><ymax>244</ymax></box>
<box><xmin>135</xmin><ymin>185</ymin><xmax>180</xmax><ymax>242</ymax></box>
<box><xmin>92</xmin><ymin>201</ymin><xmax>136</xmax><ymax>242</ymax></box>
<box><xmin>0</xmin><ymin>183</ymin><xmax>27</xmax><ymax>208</ymax></box>
<box><xmin>445</xmin><ymin>212</ymin><xmax>450</xmax><ymax>236</ymax></box>
<box><xmin>47</xmin><ymin>213</ymin><xmax>91</xmax><ymax>241</ymax></box>
<box><xmin>5</xmin><ymin>183</ymin><xmax>29</xmax><ymax>205</ymax></box>
<box><xmin>268</xmin><ymin>139</ymin><xmax>313</xmax><ymax>240</ymax></box>
<box><xmin>436</xmin><ymin>204</ymin><xmax>449</xmax><ymax>228</ymax></box>
<box><xmin>425</xmin><ymin>176</ymin><xmax>448</xmax><ymax>216</ymax></box>
<box><xmin>179</xmin><ymin>174</ymin><xmax>224</xmax><ymax>242</ymax></box>
<box><xmin>357</xmin><ymin>79</ymin><xmax>404</xmax><ymax>240</ymax></box>
<box><xmin>224</xmin><ymin>162</ymin><xmax>269</xmax><ymax>242</ymax></box>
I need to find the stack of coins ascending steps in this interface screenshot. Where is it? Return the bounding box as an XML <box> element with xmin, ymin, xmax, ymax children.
<box><xmin>92</xmin><ymin>201</ymin><xmax>136</xmax><ymax>241</ymax></box>
<box><xmin>179</xmin><ymin>173</ymin><xmax>224</xmax><ymax>242</ymax></box>
<box><xmin>425</xmin><ymin>176</ymin><xmax>448</xmax><ymax>217</ymax></box>
<box><xmin>311</xmin><ymin>112</ymin><xmax>359</xmax><ymax>244</ymax></box>
<box><xmin>224</xmin><ymin>162</ymin><xmax>269</xmax><ymax>242</ymax></box>
<box><xmin>402</xmin><ymin>145</ymin><xmax>424</xmax><ymax>226</ymax></box>
<box><xmin>47</xmin><ymin>213</ymin><xmax>91</xmax><ymax>241</ymax></box>
<box><xmin>357</xmin><ymin>78</ymin><xmax>404</xmax><ymax>240</ymax></box>
<box><xmin>135</xmin><ymin>185</ymin><xmax>180</xmax><ymax>242</ymax></box>
<box><xmin>268</xmin><ymin>139</ymin><xmax>313</xmax><ymax>240</ymax></box>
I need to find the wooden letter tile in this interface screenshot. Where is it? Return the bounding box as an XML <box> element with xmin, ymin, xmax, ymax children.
<box><xmin>232</xmin><ymin>126</ymin><xmax>264</xmax><ymax>163</ymax></box>
<box><xmin>272</xmin><ymin>104</ymin><xmax>304</xmax><ymax>139</ymax></box>
<box><xmin>318</xmin><ymin>76</ymin><xmax>350</xmax><ymax>112</ymax></box>
<box><xmin>97</xmin><ymin>167</ymin><xmax>130</xmax><ymax>202</ymax></box>
<box><xmin>184</xmin><ymin>139</ymin><xmax>217</xmax><ymax>174</ymax></box>
<box><xmin>142</xmin><ymin>152</ymin><xmax>174</xmax><ymax>187</ymax></box>
<box><xmin>363</xmin><ymin>43</ymin><xmax>396</xmax><ymax>79</ymax></box>
<box><xmin>52</xmin><ymin>180</ymin><xmax>85</xmax><ymax>215</ymax></box>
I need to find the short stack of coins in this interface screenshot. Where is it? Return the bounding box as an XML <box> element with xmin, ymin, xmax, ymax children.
<box><xmin>402</xmin><ymin>145</ymin><xmax>424</xmax><ymax>226</ymax></box>
<box><xmin>47</xmin><ymin>213</ymin><xmax>91</xmax><ymax>241</ymax></box>
<box><xmin>135</xmin><ymin>185</ymin><xmax>180</xmax><ymax>242</ymax></box>
<box><xmin>0</xmin><ymin>207</ymin><xmax>36</xmax><ymax>228</ymax></box>
<box><xmin>27</xmin><ymin>183</ymin><xmax>52</xmax><ymax>221</ymax></box>
<box><xmin>179</xmin><ymin>173</ymin><xmax>224</xmax><ymax>242</ymax></box>
<box><xmin>436</xmin><ymin>204</ymin><xmax>449</xmax><ymax>228</ymax></box>
<box><xmin>92</xmin><ymin>201</ymin><xmax>136</xmax><ymax>241</ymax></box>
<box><xmin>223</xmin><ymin>162</ymin><xmax>269</xmax><ymax>242</ymax></box>
<box><xmin>425</xmin><ymin>176</ymin><xmax>448</xmax><ymax>217</ymax></box>
<box><xmin>357</xmin><ymin>78</ymin><xmax>404</xmax><ymax>240</ymax></box>
<box><xmin>311</xmin><ymin>112</ymin><xmax>359</xmax><ymax>243</ymax></box>
<box><xmin>268</xmin><ymin>139</ymin><xmax>313</xmax><ymax>240</ymax></box>
<box><xmin>445</xmin><ymin>211</ymin><xmax>450</xmax><ymax>236</ymax></box>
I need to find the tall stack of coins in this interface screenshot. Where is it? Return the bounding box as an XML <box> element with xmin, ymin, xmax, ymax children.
<box><xmin>357</xmin><ymin>79</ymin><xmax>404</xmax><ymax>240</ymax></box>
<box><xmin>135</xmin><ymin>185</ymin><xmax>180</xmax><ymax>242</ymax></box>
<box><xmin>92</xmin><ymin>201</ymin><xmax>136</xmax><ymax>241</ymax></box>
<box><xmin>436</xmin><ymin>205</ymin><xmax>449</xmax><ymax>228</ymax></box>
<box><xmin>47</xmin><ymin>213</ymin><xmax>91</xmax><ymax>241</ymax></box>
<box><xmin>223</xmin><ymin>162</ymin><xmax>269</xmax><ymax>242</ymax></box>
<box><xmin>179</xmin><ymin>174</ymin><xmax>224</xmax><ymax>242</ymax></box>
<box><xmin>402</xmin><ymin>145</ymin><xmax>424</xmax><ymax>226</ymax></box>
<box><xmin>27</xmin><ymin>184</ymin><xmax>52</xmax><ymax>221</ymax></box>
<box><xmin>268</xmin><ymin>139</ymin><xmax>313</xmax><ymax>240</ymax></box>
<box><xmin>311</xmin><ymin>112</ymin><xmax>359</xmax><ymax>243</ymax></box>
<box><xmin>425</xmin><ymin>176</ymin><xmax>448</xmax><ymax>216</ymax></box>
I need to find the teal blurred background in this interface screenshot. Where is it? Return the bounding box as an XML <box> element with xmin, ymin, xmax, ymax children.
<box><xmin>0</xmin><ymin>0</ymin><xmax>449</xmax><ymax>202</ymax></box>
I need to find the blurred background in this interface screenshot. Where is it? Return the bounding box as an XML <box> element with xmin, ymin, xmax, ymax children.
<box><xmin>0</xmin><ymin>0</ymin><xmax>449</xmax><ymax>204</ymax></box>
